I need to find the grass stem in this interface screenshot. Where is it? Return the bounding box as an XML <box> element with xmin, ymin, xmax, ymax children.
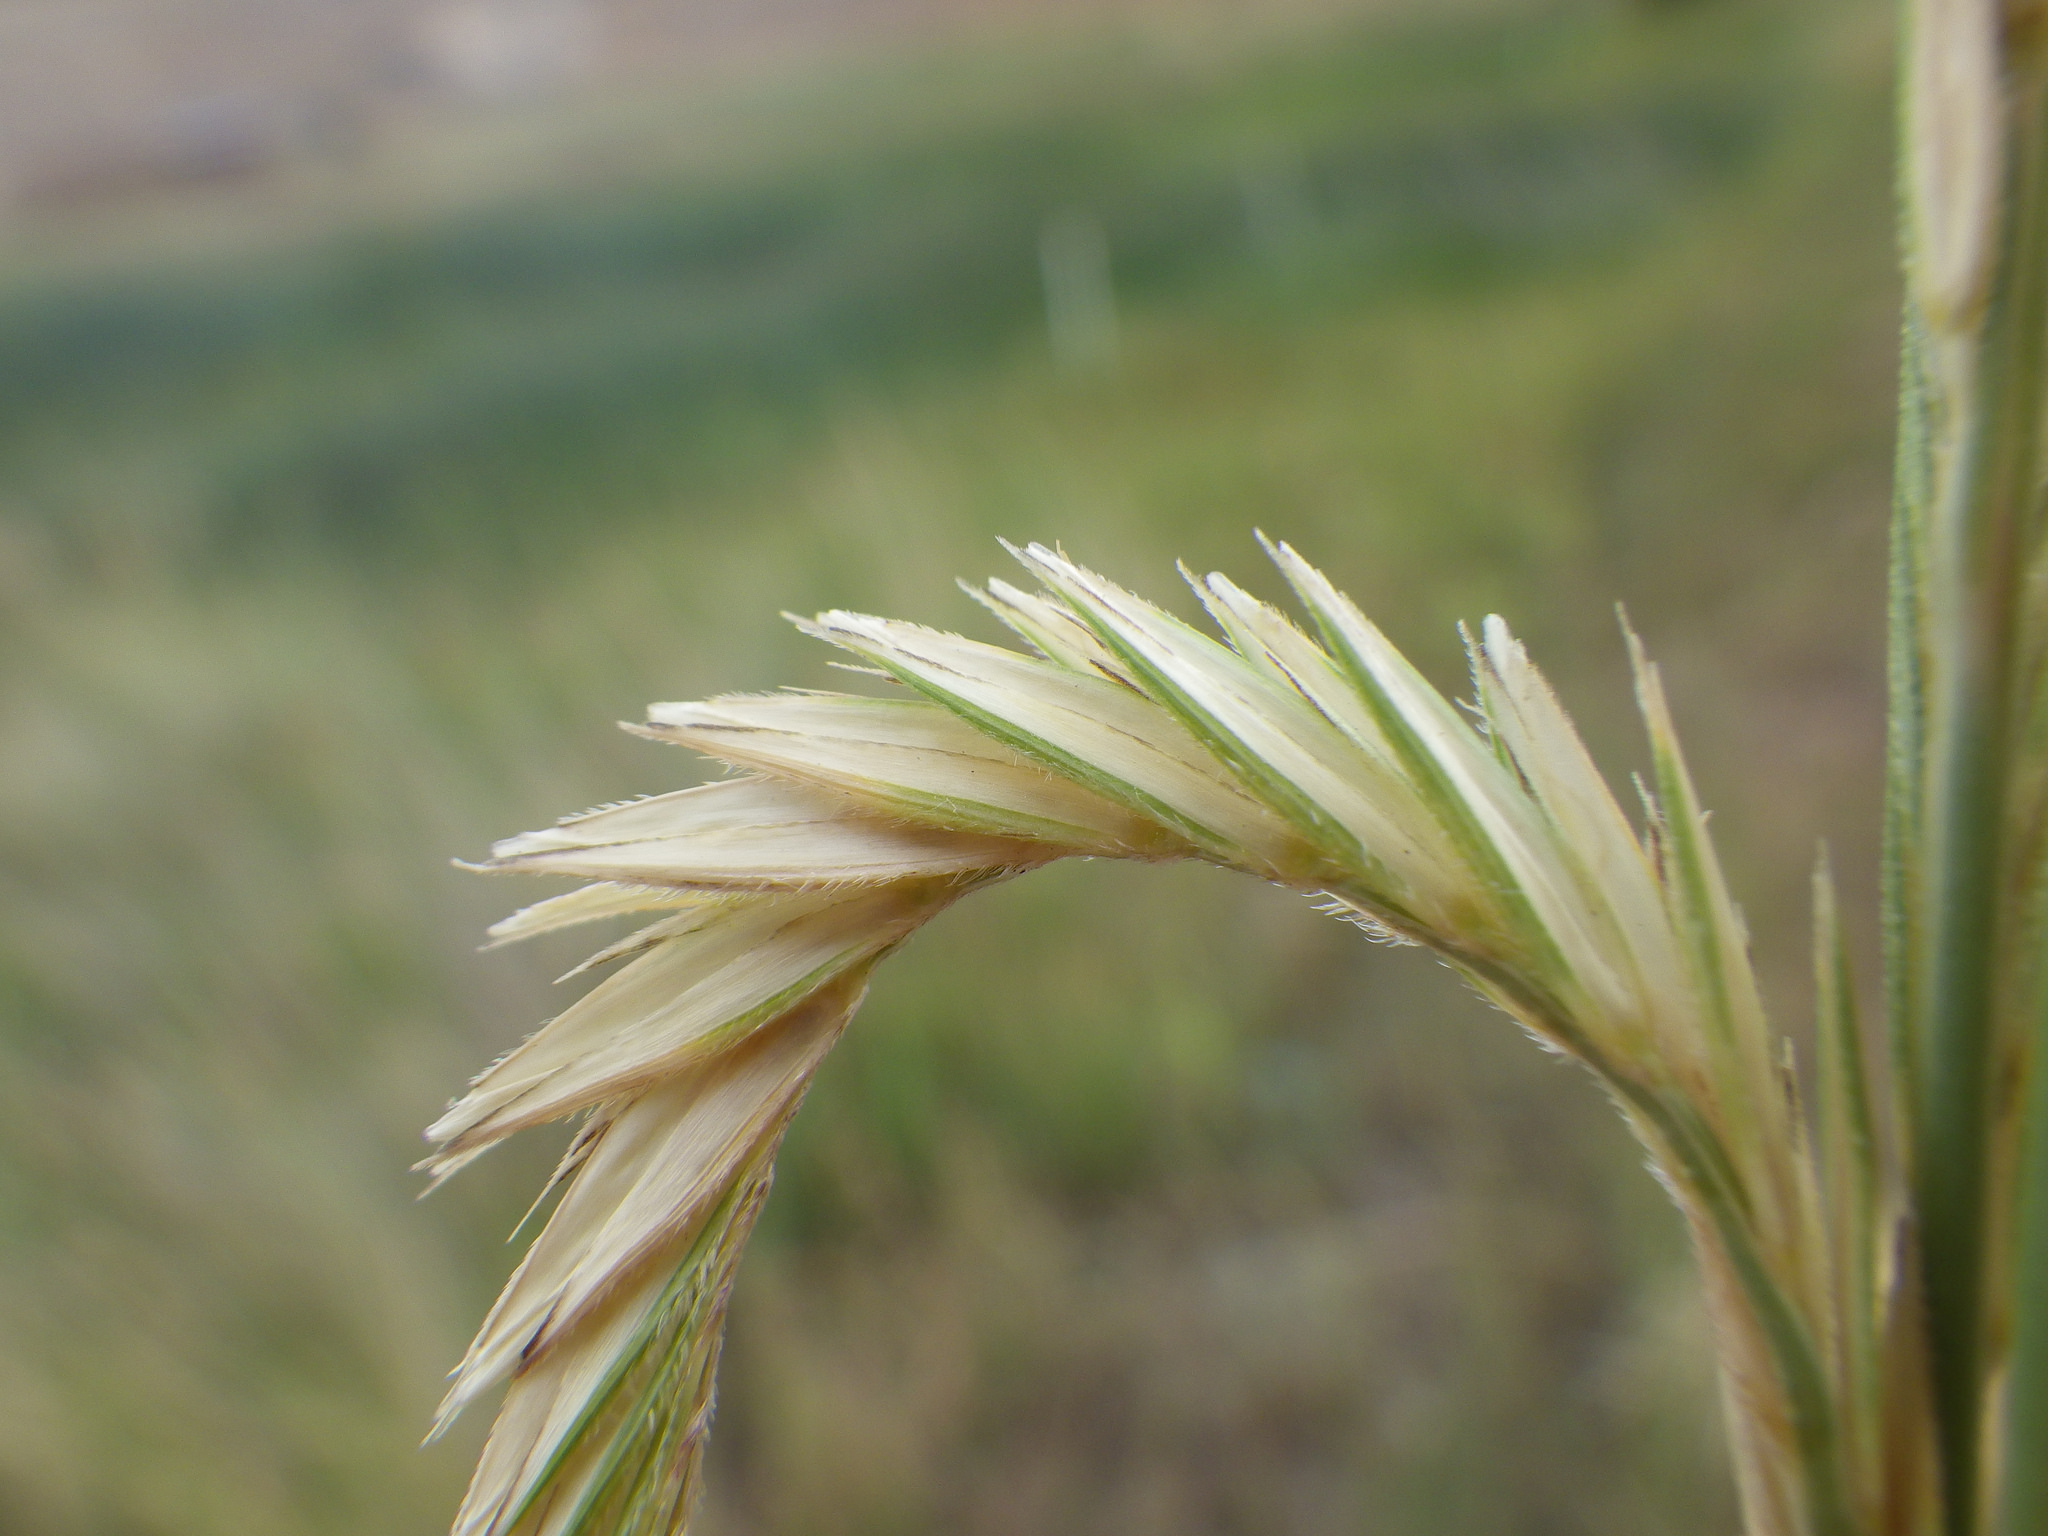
<box><xmin>1897</xmin><ymin>25</ymin><xmax>2048</xmax><ymax>1532</ymax></box>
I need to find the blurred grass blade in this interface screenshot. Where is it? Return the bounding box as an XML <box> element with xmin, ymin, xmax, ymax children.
<box><xmin>1811</xmin><ymin>855</ymin><xmax>1881</xmax><ymax>1500</ymax></box>
<box><xmin>2005</xmin><ymin>998</ymin><xmax>2048</xmax><ymax>1535</ymax></box>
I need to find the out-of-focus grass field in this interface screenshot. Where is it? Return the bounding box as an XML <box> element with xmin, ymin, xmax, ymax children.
<box><xmin>0</xmin><ymin>0</ymin><xmax>1899</xmax><ymax>1531</ymax></box>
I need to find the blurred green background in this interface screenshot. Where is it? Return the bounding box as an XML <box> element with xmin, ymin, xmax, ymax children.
<box><xmin>0</xmin><ymin>0</ymin><xmax>1899</xmax><ymax>1530</ymax></box>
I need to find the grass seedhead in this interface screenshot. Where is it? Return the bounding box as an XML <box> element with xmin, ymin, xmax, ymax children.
<box><xmin>427</xmin><ymin>5</ymin><xmax>2048</xmax><ymax>1530</ymax></box>
<box><xmin>439</xmin><ymin>542</ymin><xmax>1915</xmax><ymax>1536</ymax></box>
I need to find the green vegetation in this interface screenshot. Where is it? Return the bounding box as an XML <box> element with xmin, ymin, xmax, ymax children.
<box><xmin>0</xmin><ymin>1</ymin><xmax>1900</xmax><ymax>1531</ymax></box>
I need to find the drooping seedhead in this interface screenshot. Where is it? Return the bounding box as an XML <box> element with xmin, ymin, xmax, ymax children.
<box><xmin>432</xmin><ymin>542</ymin><xmax>1914</xmax><ymax>1536</ymax></box>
